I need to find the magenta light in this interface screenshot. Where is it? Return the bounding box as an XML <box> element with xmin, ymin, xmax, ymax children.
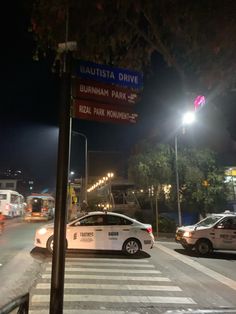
<box><xmin>194</xmin><ymin>95</ymin><xmax>205</xmax><ymax>111</ymax></box>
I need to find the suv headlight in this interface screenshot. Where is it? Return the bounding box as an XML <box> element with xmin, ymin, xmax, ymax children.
<box><xmin>183</xmin><ymin>231</ymin><xmax>194</xmax><ymax>238</ymax></box>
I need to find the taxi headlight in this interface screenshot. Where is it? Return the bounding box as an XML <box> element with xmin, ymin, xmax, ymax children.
<box><xmin>38</xmin><ymin>228</ymin><xmax>48</xmax><ymax>235</ymax></box>
<box><xmin>183</xmin><ymin>231</ymin><xmax>194</xmax><ymax>238</ymax></box>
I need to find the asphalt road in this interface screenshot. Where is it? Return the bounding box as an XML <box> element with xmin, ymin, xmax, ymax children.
<box><xmin>1</xmin><ymin>218</ymin><xmax>236</xmax><ymax>313</ymax></box>
<box><xmin>0</xmin><ymin>217</ymin><xmax>46</xmax><ymax>308</ymax></box>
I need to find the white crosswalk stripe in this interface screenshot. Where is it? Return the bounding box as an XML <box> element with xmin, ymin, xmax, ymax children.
<box><xmin>42</xmin><ymin>274</ymin><xmax>170</xmax><ymax>280</ymax></box>
<box><xmin>35</xmin><ymin>283</ymin><xmax>182</xmax><ymax>291</ymax></box>
<box><xmin>45</xmin><ymin>267</ymin><xmax>161</xmax><ymax>273</ymax></box>
<box><xmin>52</xmin><ymin>262</ymin><xmax>155</xmax><ymax>267</ymax></box>
<box><xmin>32</xmin><ymin>294</ymin><xmax>195</xmax><ymax>304</ymax></box>
<box><xmin>29</xmin><ymin>257</ymin><xmax>196</xmax><ymax>313</ymax></box>
<box><xmin>30</xmin><ymin>311</ymin><xmax>140</xmax><ymax>314</ymax></box>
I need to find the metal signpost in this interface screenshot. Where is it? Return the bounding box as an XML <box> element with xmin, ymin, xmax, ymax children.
<box><xmin>49</xmin><ymin>57</ymin><xmax>142</xmax><ymax>313</ymax></box>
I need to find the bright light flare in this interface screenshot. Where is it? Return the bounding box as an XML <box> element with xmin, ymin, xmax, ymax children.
<box><xmin>182</xmin><ymin>112</ymin><xmax>195</xmax><ymax>125</ymax></box>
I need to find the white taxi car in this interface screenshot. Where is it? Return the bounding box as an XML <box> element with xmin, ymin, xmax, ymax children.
<box><xmin>175</xmin><ymin>211</ymin><xmax>236</xmax><ymax>255</ymax></box>
<box><xmin>35</xmin><ymin>211</ymin><xmax>154</xmax><ymax>255</ymax></box>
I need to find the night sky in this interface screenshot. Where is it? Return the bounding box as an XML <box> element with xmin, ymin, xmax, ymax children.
<box><xmin>0</xmin><ymin>2</ymin><xmax>235</xmax><ymax>191</ymax></box>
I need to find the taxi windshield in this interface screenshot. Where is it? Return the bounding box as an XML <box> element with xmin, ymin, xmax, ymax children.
<box><xmin>196</xmin><ymin>215</ymin><xmax>222</xmax><ymax>227</ymax></box>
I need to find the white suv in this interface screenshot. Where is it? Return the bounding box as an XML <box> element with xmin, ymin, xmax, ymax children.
<box><xmin>175</xmin><ymin>211</ymin><xmax>236</xmax><ymax>255</ymax></box>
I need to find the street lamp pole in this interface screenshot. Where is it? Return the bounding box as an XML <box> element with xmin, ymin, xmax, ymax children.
<box><xmin>107</xmin><ymin>172</ymin><xmax>114</xmax><ymax>208</ymax></box>
<box><xmin>174</xmin><ymin>111</ymin><xmax>196</xmax><ymax>227</ymax></box>
<box><xmin>72</xmin><ymin>131</ymin><xmax>88</xmax><ymax>203</ymax></box>
<box><xmin>175</xmin><ymin>134</ymin><xmax>182</xmax><ymax>226</ymax></box>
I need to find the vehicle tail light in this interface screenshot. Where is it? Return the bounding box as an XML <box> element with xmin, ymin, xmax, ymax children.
<box><xmin>142</xmin><ymin>226</ymin><xmax>153</xmax><ymax>234</ymax></box>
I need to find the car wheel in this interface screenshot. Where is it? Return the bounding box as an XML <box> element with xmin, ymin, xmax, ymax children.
<box><xmin>46</xmin><ymin>236</ymin><xmax>67</xmax><ymax>254</ymax></box>
<box><xmin>123</xmin><ymin>238</ymin><xmax>141</xmax><ymax>255</ymax></box>
<box><xmin>195</xmin><ymin>239</ymin><xmax>212</xmax><ymax>256</ymax></box>
<box><xmin>46</xmin><ymin>236</ymin><xmax>54</xmax><ymax>253</ymax></box>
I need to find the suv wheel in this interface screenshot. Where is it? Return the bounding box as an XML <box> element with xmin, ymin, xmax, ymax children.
<box><xmin>195</xmin><ymin>239</ymin><xmax>212</xmax><ymax>256</ymax></box>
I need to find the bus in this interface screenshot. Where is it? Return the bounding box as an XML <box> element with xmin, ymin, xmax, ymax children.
<box><xmin>0</xmin><ymin>190</ymin><xmax>25</xmax><ymax>217</ymax></box>
<box><xmin>24</xmin><ymin>193</ymin><xmax>55</xmax><ymax>222</ymax></box>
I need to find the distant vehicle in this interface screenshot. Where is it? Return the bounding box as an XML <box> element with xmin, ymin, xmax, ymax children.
<box><xmin>0</xmin><ymin>190</ymin><xmax>25</xmax><ymax>217</ymax></box>
<box><xmin>175</xmin><ymin>211</ymin><xmax>236</xmax><ymax>255</ymax></box>
<box><xmin>34</xmin><ymin>211</ymin><xmax>154</xmax><ymax>255</ymax></box>
<box><xmin>24</xmin><ymin>193</ymin><xmax>55</xmax><ymax>222</ymax></box>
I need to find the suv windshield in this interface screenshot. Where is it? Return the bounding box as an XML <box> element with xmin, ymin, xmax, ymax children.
<box><xmin>196</xmin><ymin>215</ymin><xmax>222</xmax><ymax>227</ymax></box>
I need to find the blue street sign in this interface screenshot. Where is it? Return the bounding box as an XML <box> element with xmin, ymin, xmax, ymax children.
<box><xmin>76</xmin><ymin>60</ymin><xmax>143</xmax><ymax>90</ymax></box>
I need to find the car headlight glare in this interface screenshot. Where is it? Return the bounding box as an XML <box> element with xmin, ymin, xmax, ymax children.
<box><xmin>38</xmin><ymin>228</ymin><xmax>48</xmax><ymax>235</ymax></box>
<box><xmin>183</xmin><ymin>231</ymin><xmax>193</xmax><ymax>238</ymax></box>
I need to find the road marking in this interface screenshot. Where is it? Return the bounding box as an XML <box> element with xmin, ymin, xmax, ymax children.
<box><xmin>42</xmin><ymin>274</ymin><xmax>171</xmax><ymax>281</ymax></box>
<box><xmin>30</xmin><ymin>310</ymin><xmax>140</xmax><ymax>314</ymax></box>
<box><xmin>35</xmin><ymin>282</ymin><xmax>182</xmax><ymax>291</ymax></box>
<box><xmin>49</xmin><ymin>262</ymin><xmax>154</xmax><ymax>268</ymax></box>
<box><xmin>155</xmin><ymin>243</ymin><xmax>236</xmax><ymax>291</ymax></box>
<box><xmin>166</xmin><ymin>309</ymin><xmax>236</xmax><ymax>313</ymax></box>
<box><xmin>30</xmin><ymin>257</ymin><xmax>195</xmax><ymax>312</ymax></box>
<box><xmin>61</xmin><ymin>258</ymin><xmax>149</xmax><ymax>262</ymax></box>
<box><xmin>32</xmin><ymin>294</ymin><xmax>196</xmax><ymax>304</ymax></box>
<box><xmin>45</xmin><ymin>267</ymin><xmax>160</xmax><ymax>273</ymax></box>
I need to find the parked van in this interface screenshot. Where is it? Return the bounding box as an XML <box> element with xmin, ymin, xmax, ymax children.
<box><xmin>0</xmin><ymin>190</ymin><xmax>25</xmax><ymax>217</ymax></box>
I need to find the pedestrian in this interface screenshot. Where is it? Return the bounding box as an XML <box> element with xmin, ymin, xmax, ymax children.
<box><xmin>0</xmin><ymin>211</ymin><xmax>5</xmax><ymax>235</ymax></box>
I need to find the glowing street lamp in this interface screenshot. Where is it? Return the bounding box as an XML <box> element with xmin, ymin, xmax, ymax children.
<box><xmin>107</xmin><ymin>172</ymin><xmax>114</xmax><ymax>179</ymax></box>
<box><xmin>182</xmin><ymin>112</ymin><xmax>196</xmax><ymax>125</ymax></box>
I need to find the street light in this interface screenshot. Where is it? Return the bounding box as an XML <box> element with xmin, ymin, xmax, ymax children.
<box><xmin>182</xmin><ymin>112</ymin><xmax>196</xmax><ymax>125</ymax></box>
<box><xmin>72</xmin><ymin>131</ymin><xmax>88</xmax><ymax>203</ymax></box>
<box><xmin>175</xmin><ymin>111</ymin><xmax>195</xmax><ymax>226</ymax></box>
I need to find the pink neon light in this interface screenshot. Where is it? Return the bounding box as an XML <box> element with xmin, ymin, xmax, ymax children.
<box><xmin>194</xmin><ymin>95</ymin><xmax>205</xmax><ymax>111</ymax></box>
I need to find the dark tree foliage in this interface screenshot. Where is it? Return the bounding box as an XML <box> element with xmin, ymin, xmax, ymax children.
<box><xmin>29</xmin><ymin>0</ymin><xmax>236</xmax><ymax>93</ymax></box>
<box><xmin>128</xmin><ymin>142</ymin><xmax>229</xmax><ymax>215</ymax></box>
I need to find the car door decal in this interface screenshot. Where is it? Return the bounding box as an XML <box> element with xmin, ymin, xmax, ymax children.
<box><xmin>108</xmin><ymin>231</ymin><xmax>119</xmax><ymax>240</ymax></box>
<box><xmin>220</xmin><ymin>233</ymin><xmax>234</xmax><ymax>243</ymax></box>
<box><xmin>80</xmin><ymin>232</ymin><xmax>94</xmax><ymax>242</ymax></box>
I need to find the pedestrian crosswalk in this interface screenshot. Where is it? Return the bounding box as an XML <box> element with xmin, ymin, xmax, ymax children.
<box><xmin>29</xmin><ymin>256</ymin><xmax>196</xmax><ymax>313</ymax></box>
